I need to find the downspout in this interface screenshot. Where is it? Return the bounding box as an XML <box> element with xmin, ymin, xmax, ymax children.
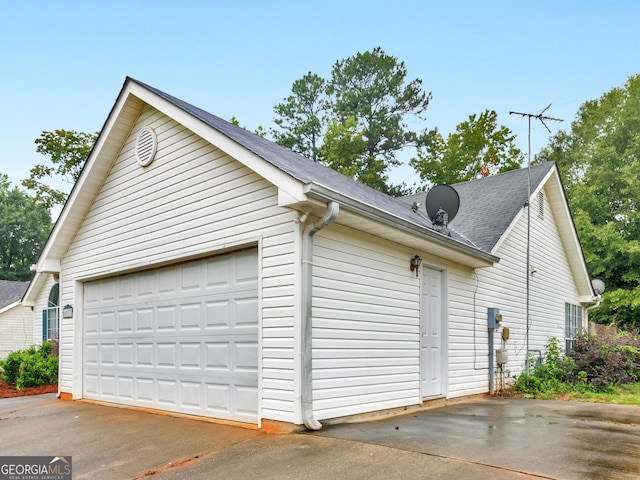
<box><xmin>301</xmin><ymin>201</ymin><xmax>339</xmax><ymax>430</ymax></box>
<box><xmin>585</xmin><ymin>295</ymin><xmax>602</xmax><ymax>330</ymax></box>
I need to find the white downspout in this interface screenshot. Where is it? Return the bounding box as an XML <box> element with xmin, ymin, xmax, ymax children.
<box><xmin>301</xmin><ymin>201</ymin><xmax>339</xmax><ymax>430</ymax></box>
<box><xmin>585</xmin><ymin>295</ymin><xmax>602</xmax><ymax>329</ymax></box>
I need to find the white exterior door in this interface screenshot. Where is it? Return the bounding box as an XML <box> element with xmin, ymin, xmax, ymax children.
<box><xmin>82</xmin><ymin>249</ymin><xmax>259</xmax><ymax>423</ymax></box>
<box><xmin>421</xmin><ymin>267</ymin><xmax>445</xmax><ymax>398</ymax></box>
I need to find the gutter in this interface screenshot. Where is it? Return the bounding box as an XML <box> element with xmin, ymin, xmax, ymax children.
<box><xmin>301</xmin><ymin>201</ymin><xmax>339</xmax><ymax>430</ymax></box>
<box><xmin>303</xmin><ymin>183</ymin><xmax>498</xmax><ymax>266</ymax></box>
<box><xmin>585</xmin><ymin>294</ymin><xmax>602</xmax><ymax>317</ymax></box>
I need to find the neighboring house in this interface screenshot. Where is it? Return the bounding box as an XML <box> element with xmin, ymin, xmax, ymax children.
<box><xmin>0</xmin><ymin>280</ymin><xmax>33</xmax><ymax>358</ymax></box>
<box><xmin>22</xmin><ymin>78</ymin><xmax>596</xmax><ymax>429</ymax></box>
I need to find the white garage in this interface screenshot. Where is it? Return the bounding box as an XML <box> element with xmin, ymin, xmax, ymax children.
<box><xmin>22</xmin><ymin>79</ymin><xmax>594</xmax><ymax>430</ymax></box>
<box><xmin>82</xmin><ymin>249</ymin><xmax>259</xmax><ymax>423</ymax></box>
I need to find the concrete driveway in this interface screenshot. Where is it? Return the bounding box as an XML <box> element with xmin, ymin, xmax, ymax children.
<box><xmin>315</xmin><ymin>397</ymin><xmax>640</xmax><ymax>480</ymax></box>
<box><xmin>0</xmin><ymin>394</ymin><xmax>638</xmax><ymax>479</ymax></box>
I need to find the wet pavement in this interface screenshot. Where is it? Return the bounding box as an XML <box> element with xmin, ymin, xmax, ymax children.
<box><xmin>314</xmin><ymin>397</ymin><xmax>640</xmax><ymax>480</ymax></box>
<box><xmin>0</xmin><ymin>394</ymin><xmax>260</xmax><ymax>479</ymax></box>
<box><xmin>0</xmin><ymin>394</ymin><xmax>638</xmax><ymax>479</ymax></box>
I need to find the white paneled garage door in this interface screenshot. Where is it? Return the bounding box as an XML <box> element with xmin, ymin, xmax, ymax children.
<box><xmin>83</xmin><ymin>249</ymin><xmax>259</xmax><ymax>423</ymax></box>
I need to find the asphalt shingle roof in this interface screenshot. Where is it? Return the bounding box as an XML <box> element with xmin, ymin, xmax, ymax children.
<box><xmin>0</xmin><ymin>280</ymin><xmax>29</xmax><ymax>309</ymax></box>
<box><xmin>133</xmin><ymin>78</ymin><xmax>554</xmax><ymax>255</ymax></box>
<box><xmin>135</xmin><ymin>80</ymin><xmax>440</xmax><ymax>228</ymax></box>
<box><xmin>402</xmin><ymin>163</ymin><xmax>556</xmax><ymax>252</ymax></box>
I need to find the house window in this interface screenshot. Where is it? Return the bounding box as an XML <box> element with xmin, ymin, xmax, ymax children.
<box><xmin>42</xmin><ymin>283</ymin><xmax>60</xmax><ymax>342</ymax></box>
<box><xmin>565</xmin><ymin>302</ymin><xmax>583</xmax><ymax>352</ymax></box>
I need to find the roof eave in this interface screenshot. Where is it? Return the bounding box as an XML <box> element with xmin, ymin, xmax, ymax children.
<box><xmin>544</xmin><ymin>167</ymin><xmax>595</xmax><ymax>297</ymax></box>
<box><xmin>303</xmin><ymin>183</ymin><xmax>498</xmax><ymax>268</ymax></box>
<box><xmin>0</xmin><ymin>300</ymin><xmax>23</xmax><ymax>315</ymax></box>
<box><xmin>490</xmin><ymin>164</ymin><xmax>594</xmax><ymax>298</ymax></box>
<box><xmin>34</xmin><ymin>78</ymin><xmax>145</xmax><ymax>273</ymax></box>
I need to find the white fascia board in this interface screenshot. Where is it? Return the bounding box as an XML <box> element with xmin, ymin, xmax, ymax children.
<box><xmin>491</xmin><ymin>207</ymin><xmax>526</xmax><ymax>255</ymax></box>
<box><xmin>544</xmin><ymin>168</ymin><xmax>594</xmax><ymax>296</ymax></box>
<box><xmin>0</xmin><ymin>301</ymin><xmax>20</xmax><ymax>315</ymax></box>
<box><xmin>491</xmin><ymin>166</ymin><xmax>556</xmax><ymax>256</ymax></box>
<box><xmin>580</xmin><ymin>294</ymin><xmax>597</xmax><ymax>304</ymax></box>
<box><xmin>36</xmin><ymin>80</ymin><xmax>144</xmax><ymax>267</ymax></box>
<box><xmin>22</xmin><ymin>271</ymin><xmax>46</xmax><ymax>307</ymax></box>
<box><xmin>129</xmin><ymin>85</ymin><xmax>307</xmax><ymax>204</ymax></box>
<box><xmin>490</xmin><ymin>165</ymin><xmax>594</xmax><ymax>297</ymax></box>
<box><xmin>278</xmin><ymin>187</ymin><xmax>308</xmax><ymax>207</ymax></box>
<box><xmin>304</xmin><ymin>183</ymin><xmax>498</xmax><ymax>267</ymax></box>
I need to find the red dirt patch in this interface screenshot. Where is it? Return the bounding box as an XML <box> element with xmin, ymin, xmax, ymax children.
<box><xmin>0</xmin><ymin>378</ymin><xmax>57</xmax><ymax>398</ymax></box>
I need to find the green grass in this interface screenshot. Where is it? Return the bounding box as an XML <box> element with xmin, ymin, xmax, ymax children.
<box><xmin>513</xmin><ymin>382</ymin><xmax>640</xmax><ymax>406</ymax></box>
<box><xmin>559</xmin><ymin>382</ymin><xmax>640</xmax><ymax>405</ymax></box>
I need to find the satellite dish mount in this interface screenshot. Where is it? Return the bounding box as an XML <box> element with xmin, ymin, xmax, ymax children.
<box><xmin>425</xmin><ymin>185</ymin><xmax>460</xmax><ymax>236</ymax></box>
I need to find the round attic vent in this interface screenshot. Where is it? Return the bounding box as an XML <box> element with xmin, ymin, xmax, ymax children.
<box><xmin>135</xmin><ymin>126</ymin><xmax>157</xmax><ymax>167</ymax></box>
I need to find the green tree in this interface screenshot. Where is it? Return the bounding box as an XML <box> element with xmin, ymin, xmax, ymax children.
<box><xmin>272</xmin><ymin>72</ymin><xmax>327</xmax><ymax>162</ymax></box>
<box><xmin>272</xmin><ymin>48</ymin><xmax>432</xmax><ymax>195</ymax></box>
<box><xmin>22</xmin><ymin>129</ymin><xmax>97</xmax><ymax>209</ymax></box>
<box><xmin>327</xmin><ymin>47</ymin><xmax>432</xmax><ymax>195</ymax></box>
<box><xmin>321</xmin><ymin>117</ymin><xmax>368</xmax><ymax>180</ymax></box>
<box><xmin>536</xmin><ymin>74</ymin><xmax>640</xmax><ymax>329</ymax></box>
<box><xmin>410</xmin><ymin>109</ymin><xmax>524</xmax><ymax>186</ymax></box>
<box><xmin>230</xmin><ymin>116</ymin><xmax>266</xmax><ymax>137</ymax></box>
<box><xmin>0</xmin><ymin>174</ymin><xmax>52</xmax><ymax>281</ymax></box>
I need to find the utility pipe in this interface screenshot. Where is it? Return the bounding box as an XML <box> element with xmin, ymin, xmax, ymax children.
<box><xmin>301</xmin><ymin>201</ymin><xmax>339</xmax><ymax>430</ymax></box>
<box><xmin>584</xmin><ymin>294</ymin><xmax>602</xmax><ymax>333</ymax></box>
<box><xmin>488</xmin><ymin>327</ymin><xmax>495</xmax><ymax>394</ymax></box>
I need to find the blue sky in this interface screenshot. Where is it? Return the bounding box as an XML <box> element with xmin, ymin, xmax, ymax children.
<box><xmin>1</xmin><ymin>0</ymin><xmax>638</xmax><ymax>193</ymax></box>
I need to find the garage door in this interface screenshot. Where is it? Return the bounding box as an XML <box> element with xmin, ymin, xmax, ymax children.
<box><xmin>83</xmin><ymin>249</ymin><xmax>259</xmax><ymax>423</ymax></box>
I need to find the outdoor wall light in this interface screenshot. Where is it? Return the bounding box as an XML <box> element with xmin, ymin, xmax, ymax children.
<box><xmin>410</xmin><ymin>255</ymin><xmax>423</xmax><ymax>277</ymax></box>
<box><xmin>62</xmin><ymin>304</ymin><xmax>74</xmax><ymax>319</ymax></box>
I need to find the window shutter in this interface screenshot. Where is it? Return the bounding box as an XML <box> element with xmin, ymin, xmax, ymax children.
<box><xmin>42</xmin><ymin>309</ymin><xmax>47</xmax><ymax>342</ymax></box>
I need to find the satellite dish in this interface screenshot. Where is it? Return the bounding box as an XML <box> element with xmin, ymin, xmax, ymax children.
<box><xmin>425</xmin><ymin>185</ymin><xmax>460</xmax><ymax>235</ymax></box>
<box><xmin>591</xmin><ymin>279</ymin><xmax>605</xmax><ymax>295</ymax></box>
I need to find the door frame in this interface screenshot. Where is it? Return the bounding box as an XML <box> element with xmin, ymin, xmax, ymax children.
<box><xmin>420</xmin><ymin>265</ymin><xmax>448</xmax><ymax>399</ymax></box>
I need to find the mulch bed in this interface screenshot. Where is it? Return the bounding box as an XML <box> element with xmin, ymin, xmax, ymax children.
<box><xmin>0</xmin><ymin>378</ymin><xmax>57</xmax><ymax>398</ymax></box>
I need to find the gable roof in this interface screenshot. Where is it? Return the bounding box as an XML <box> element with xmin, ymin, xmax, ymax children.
<box><xmin>24</xmin><ymin>78</ymin><xmax>595</xmax><ymax>303</ymax></box>
<box><xmin>24</xmin><ymin>77</ymin><xmax>497</xmax><ymax>292</ymax></box>
<box><xmin>137</xmin><ymin>80</ymin><xmax>481</xmax><ymax>249</ymax></box>
<box><xmin>401</xmin><ymin>163</ymin><xmax>555</xmax><ymax>252</ymax></box>
<box><xmin>403</xmin><ymin>162</ymin><xmax>594</xmax><ymax>300</ymax></box>
<box><xmin>452</xmin><ymin>163</ymin><xmax>556</xmax><ymax>251</ymax></box>
<box><xmin>0</xmin><ymin>280</ymin><xmax>29</xmax><ymax>310</ymax></box>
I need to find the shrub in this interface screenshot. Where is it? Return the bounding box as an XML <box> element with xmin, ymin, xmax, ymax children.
<box><xmin>514</xmin><ymin>337</ymin><xmax>574</xmax><ymax>394</ymax></box>
<box><xmin>0</xmin><ymin>348</ymin><xmax>31</xmax><ymax>384</ymax></box>
<box><xmin>568</xmin><ymin>330</ymin><xmax>640</xmax><ymax>386</ymax></box>
<box><xmin>514</xmin><ymin>332</ymin><xmax>640</xmax><ymax>396</ymax></box>
<box><xmin>0</xmin><ymin>342</ymin><xmax>58</xmax><ymax>390</ymax></box>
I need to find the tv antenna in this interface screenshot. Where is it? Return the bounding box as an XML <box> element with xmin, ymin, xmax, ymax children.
<box><xmin>509</xmin><ymin>105</ymin><xmax>563</xmax><ymax>372</ymax></box>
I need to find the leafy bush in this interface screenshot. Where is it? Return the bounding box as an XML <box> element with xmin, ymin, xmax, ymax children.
<box><xmin>514</xmin><ymin>337</ymin><xmax>574</xmax><ymax>394</ymax></box>
<box><xmin>0</xmin><ymin>342</ymin><xmax>58</xmax><ymax>390</ymax></box>
<box><xmin>568</xmin><ymin>331</ymin><xmax>640</xmax><ymax>386</ymax></box>
<box><xmin>514</xmin><ymin>332</ymin><xmax>640</xmax><ymax>396</ymax></box>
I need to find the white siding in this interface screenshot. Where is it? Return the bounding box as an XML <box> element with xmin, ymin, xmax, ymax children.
<box><xmin>312</xmin><ymin>226</ymin><xmax>421</xmax><ymax>420</ymax></box>
<box><xmin>464</xmin><ymin>184</ymin><xmax>582</xmax><ymax>395</ymax></box>
<box><xmin>304</xmin><ymin>181</ymin><xmax>583</xmax><ymax>409</ymax></box>
<box><xmin>31</xmin><ymin>275</ymin><xmax>59</xmax><ymax>347</ymax></box>
<box><xmin>0</xmin><ymin>304</ymin><xmax>35</xmax><ymax>358</ymax></box>
<box><xmin>445</xmin><ymin>265</ymin><xmax>488</xmax><ymax>397</ymax></box>
<box><xmin>0</xmin><ymin>275</ymin><xmax>59</xmax><ymax>361</ymax></box>
<box><xmin>59</xmin><ymin>105</ymin><xmax>299</xmax><ymax>423</ymax></box>
<box><xmin>50</xmin><ymin>99</ymin><xmax>583</xmax><ymax>424</ymax></box>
